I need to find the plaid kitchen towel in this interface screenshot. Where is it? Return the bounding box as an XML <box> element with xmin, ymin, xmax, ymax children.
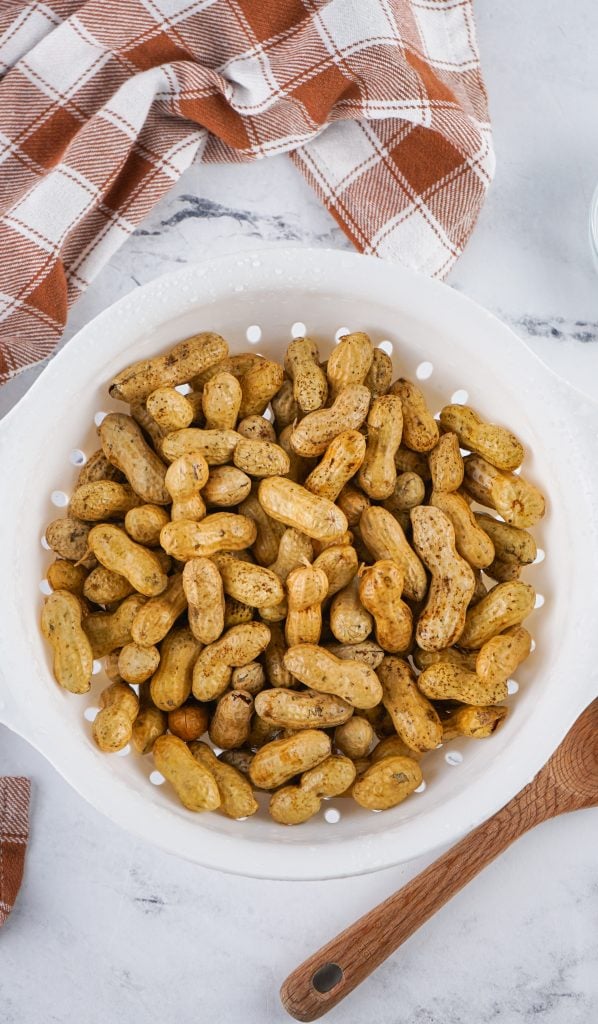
<box><xmin>0</xmin><ymin>777</ymin><xmax>30</xmax><ymax>928</ymax></box>
<box><xmin>0</xmin><ymin>0</ymin><xmax>494</xmax><ymax>383</ymax></box>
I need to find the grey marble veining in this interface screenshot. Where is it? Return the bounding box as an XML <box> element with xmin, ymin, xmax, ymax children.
<box><xmin>514</xmin><ymin>314</ymin><xmax>598</xmax><ymax>345</ymax></box>
<box><xmin>1</xmin><ymin>1</ymin><xmax>598</xmax><ymax>1021</ymax></box>
<box><xmin>135</xmin><ymin>192</ymin><xmax>343</xmax><ymax>245</ymax></box>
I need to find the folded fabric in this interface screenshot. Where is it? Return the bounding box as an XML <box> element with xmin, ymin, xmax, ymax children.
<box><xmin>0</xmin><ymin>0</ymin><xmax>494</xmax><ymax>383</ymax></box>
<box><xmin>0</xmin><ymin>777</ymin><xmax>30</xmax><ymax>928</ymax></box>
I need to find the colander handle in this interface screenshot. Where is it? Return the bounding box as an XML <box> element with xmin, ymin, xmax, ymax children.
<box><xmin>573</xmin><ymin>388</ymin><xmax>598</xmax><ymax>463</ymax></box>
<box><xmin>0</xmin><ymin>415</ymin><xmax>38</xmax><ymax>743</ymax></box>
<box><xmin>0</xmin><ymin>670</ymin><xmax>27</xmax><ymax>738</ymax></box>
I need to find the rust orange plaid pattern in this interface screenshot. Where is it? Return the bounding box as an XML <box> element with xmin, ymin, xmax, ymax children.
<box><xmin>0</xmin><ymin>777</ymin><xmax>30</xmax><ymax>928</ymax></box>
<box><xmin>0</xmin><ymin>0</ymin><xmax>494</xmax><ymax>382</ymax></box>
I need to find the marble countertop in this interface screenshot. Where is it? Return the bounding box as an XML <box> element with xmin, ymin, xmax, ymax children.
<box><xmin>1</xmin><ymin>2</ymin><xmax>598</xmax><ymax>1022</ymax></box>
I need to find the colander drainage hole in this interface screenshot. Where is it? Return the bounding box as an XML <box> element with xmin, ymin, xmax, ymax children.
<box><xmin>83</xmin><ymin>707</ymin><xmax>99</xmax><ymax>722</ymax></box>
<box><xmin>445</xmin><ymin>750</ymin><xmax>463</xmax><ymax>766</ymax></box>
<box><xmin>324</xmin><ymin>807</ymin><xmax>341</xmax><ymax>824</ymax></box>
<box><xmin>69</xmin><ymin>449</ymin><xmax>87</xmax><ymax>466</ymax></box>
<box><xmin>39</xmin><ymin>579</ymin><xmax>52</xmax><ymax>595</ymax></box>
<box><xmin>508</xmin><ymin>679</ymin><xmax>519</xmax><ymax>695</ymax></box>
<box><xmin>414</xmin><ymin>781</ymin><xmax>427</xmax><ymax>793</ymax></box>
<box><xmin>534</xmin><ymin>593</ymin><xmax>545</xmax><ymax>608</ymax></box>
<box><xmin>246</xmin><ymin>324</ymin><xmax>262</xmax><ymax>344</ymax></box>
<box><xmin>291</xmin><ymin>321</ymin><xmax>307</xmax><ymax>339</ymax></box>
<box><xmin>377</xmin><ymin>339</ymin><xmax>393</xmax><ymax>356</ymax></box>
<box><xmin>51</xmin><ymin>490</ymin><xmax>69</xmax><ymax>508</ymax></box>
<box><xmin>312</xmin><ymin>963</ymin><xmax>343</xmax><ymax>994</ymax></box>
<box><xmin>451</xmin><ymin>389</ymin><xmax>469</xmax><ymax>405</ymax></box>
<box><xmin>149</xmin><ymin>771</ymin><xmax>165</xmax><ymax>785</ymax></box>
<box><xmin>116</xmin><ymin>744</ymin><xmax>131</xmax><ymax>757</ymax></box>
<box><xmin>94</xmin><ymin>411</ymin><xmax>107</xmax><ymax>427</ymax></box>
<box><xmin>335</xmin><ymin>327</ymin><xmax>349</xmax><ymax>342</ymax></box>
<box><xmin>534</xmin><ymin>548</ymin><xmax>545</xmax><ymax>564</ymax></box>
<box><xmin>416</xmin><ymin>361</ymin><xmax>434</xmax><ymax>380</ymax></box>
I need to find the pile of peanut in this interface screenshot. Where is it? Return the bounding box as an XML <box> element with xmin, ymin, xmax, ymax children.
<box><xmin>41</xmin><ymin>331</ymin><xmax>546</xmax><ymax>824</ymax></box>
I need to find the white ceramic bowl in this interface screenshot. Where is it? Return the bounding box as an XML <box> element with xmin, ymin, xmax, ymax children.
<box><xmin>1</xmin><ymin>248</ymin><xmax>597</xmax><ymax>880</ymax></box>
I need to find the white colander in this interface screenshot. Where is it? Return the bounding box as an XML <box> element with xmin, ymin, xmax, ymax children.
<box><xmin>1</xmin><ymin>248</ymin><xmax>597</xmax><ymax>880</ymax></box>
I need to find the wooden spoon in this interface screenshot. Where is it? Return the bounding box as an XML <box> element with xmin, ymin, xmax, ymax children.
<box><xmin>280</xmin><ymin>700</ymin><xmax>598</xmax><ymax>1021</ymax></box>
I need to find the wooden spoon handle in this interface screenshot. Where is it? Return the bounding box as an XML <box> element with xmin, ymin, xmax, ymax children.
<box><xmin>280</xmin><ymin>783</ymin><xmax>545</xmax><ymax>1021</ymax></box>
